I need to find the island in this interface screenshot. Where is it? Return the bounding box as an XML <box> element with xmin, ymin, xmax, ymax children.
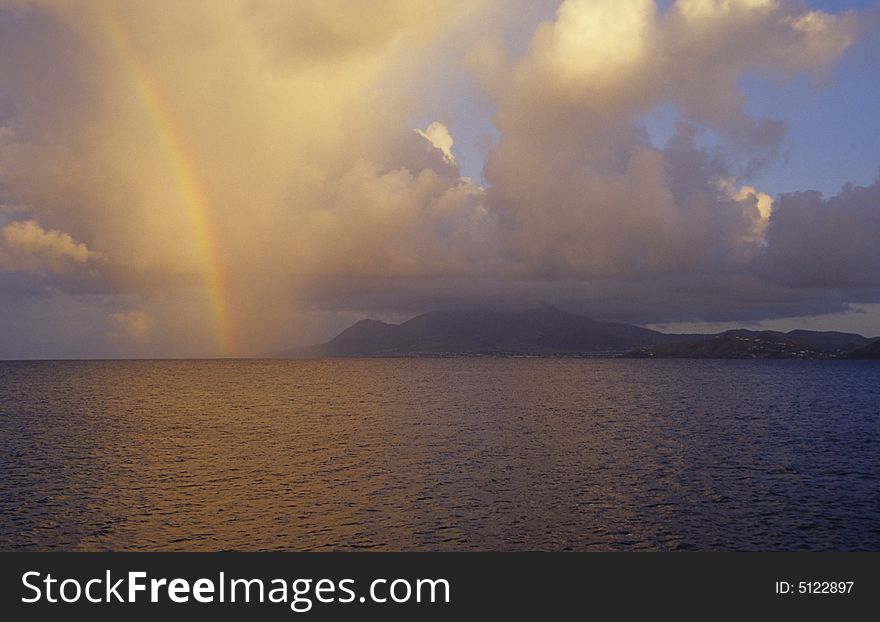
<box><xmin>269</xmin><ymin>308</ymin><xmax>880</xmax><ymax>360</ymax></box>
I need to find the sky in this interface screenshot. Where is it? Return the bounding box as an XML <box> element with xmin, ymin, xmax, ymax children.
<box><xmin>0</xmin><ymin>0</ymin><xmax>878</xmax><ymax>358</ymax></box>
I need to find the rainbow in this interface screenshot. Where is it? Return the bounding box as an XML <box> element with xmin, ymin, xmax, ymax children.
<box><xmin>94</xmin><ymin>1</ymin><xmax>238</xmax><ymax>356</ymax></box>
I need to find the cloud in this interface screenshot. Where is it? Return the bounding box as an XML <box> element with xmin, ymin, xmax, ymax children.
<box><xmin>0</xmin><ymin>0</ymin><xmax>875</xmax><ymax>356</ymax></box>
<box><xmin>107</xmin><ymin>309</ymin><xmax>154</xmax><ymax>342</ymax></box>
<box><xmin>757</xmin><ymin>178</ymin><xmax>880</xmax><ymax>291</ymax></box>
<box><xmin>415</xmin><ymin>122</ymin><xmax>456</xmax><ymax>165</ymax></box>
<box><xmin>475</xmin><ymin>0</ymin><xmax>863</xmax><ymax>299</ymax></box>
<box><xmin>243</xmin><ymin>0</ymin><xmax>458</xmax><ymax>65</ymax></box>
<box><xmin>0</xmin><ymin>219</ymin><xmax>97</xmax><ymax>272</ymax></box>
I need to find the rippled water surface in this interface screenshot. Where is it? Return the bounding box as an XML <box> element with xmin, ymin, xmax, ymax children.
<box><xmin>1</xmin><ymin>358</ymin><xmax>878</xmax><ymax>551</ymax></box>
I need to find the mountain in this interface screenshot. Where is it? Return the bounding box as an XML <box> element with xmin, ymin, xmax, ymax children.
<box><xmin>847</xmin><ymin>339</ymin><xmax>880</xmax><ymax>359</ymax></box>
<box><xmin>271</xmin><ymin>308</ymin><xmax>878</xmax><ymax>359</ymax></box>
<box><xmin>275</xmin><ymin>307</ymin><xmax>700</xmax><ymax>357</ymax></box>
<box><xmin>784</xmin><ymin>330</ymin><xmax>876</xmax><ymax>355</ymax></box>
<box><xmin>626</xmin><ymin>329</ymin><xmax>878</xmax><ymax>359</ymax></box>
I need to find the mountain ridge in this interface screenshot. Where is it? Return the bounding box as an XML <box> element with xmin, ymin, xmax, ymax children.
<box><xmin>270</xmin><ymin>308</ymin><xmax>879</xmax><ymax>359</ymax></box>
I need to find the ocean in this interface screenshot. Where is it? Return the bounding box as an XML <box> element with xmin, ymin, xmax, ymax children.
<box><xmin>1</xmin><ymin>358</ymin><xmax>878</xmax><ymax>551</ymax></box>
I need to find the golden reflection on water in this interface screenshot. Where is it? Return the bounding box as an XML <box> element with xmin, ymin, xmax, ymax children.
<box><xmin>1</xmin><ymin>359</ymin><xmax>878</xmax><ymax>551</ymax></box>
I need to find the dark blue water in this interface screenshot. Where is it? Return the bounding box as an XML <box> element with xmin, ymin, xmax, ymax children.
<box><xmin>0</xmin><ymin>358</ymin><xmax>878</xmax><ymax>551</ymax></box>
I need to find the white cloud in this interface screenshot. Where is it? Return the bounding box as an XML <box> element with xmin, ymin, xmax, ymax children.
<box><xmin>415</xmin><ymin>122</ymin><xmax>456</xmax><ymax>164</ymax></box>
<box><xmin>0</xmin><ymin>219</ymin><xmax>97</xmax><ymax>273</ymax></box>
